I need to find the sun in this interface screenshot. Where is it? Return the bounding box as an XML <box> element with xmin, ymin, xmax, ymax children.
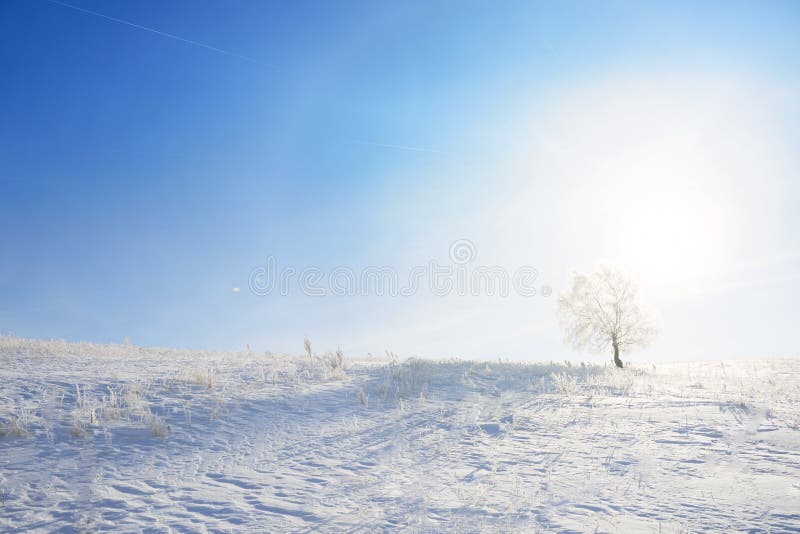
<box><xmin>613</xmin><ymin>183</ymin><xmax>726</xmax><ymax>291</ymax></box>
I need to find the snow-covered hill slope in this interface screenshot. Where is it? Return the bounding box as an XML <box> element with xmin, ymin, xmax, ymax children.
<box><xmin>1</xmin><ymin>337</ymin><xmax>798</xmax><ymax>532</ymax></box>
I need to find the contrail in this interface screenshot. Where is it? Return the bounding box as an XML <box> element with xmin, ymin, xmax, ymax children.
<box><xmin>46</xmin><ymin>0</ymin><xmax>271</xmax><ymax>68</ymax></box>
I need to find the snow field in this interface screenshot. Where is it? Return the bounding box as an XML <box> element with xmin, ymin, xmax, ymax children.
<box><xmin>1</xmin><ymin>336</ymin><xmax>798</xmax><ymax>532</ymax></box>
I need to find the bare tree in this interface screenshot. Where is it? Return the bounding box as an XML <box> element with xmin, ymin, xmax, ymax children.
<box><xmin>557</xmin><ymin>268</ymin><xmax>657</xmax><ymax>368</ymax></box>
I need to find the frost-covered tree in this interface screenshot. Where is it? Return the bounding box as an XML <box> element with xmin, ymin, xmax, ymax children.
<box><xmin>557</xmin><ymin>268</ymin><xmax>657</xmax><ymax>368</ymax></box>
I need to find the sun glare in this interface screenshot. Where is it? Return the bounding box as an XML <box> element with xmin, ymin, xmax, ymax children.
<box><xmin>613</xmin><ymin>183</ymin><xmax>725</xmax><ymax>291</ymax></box>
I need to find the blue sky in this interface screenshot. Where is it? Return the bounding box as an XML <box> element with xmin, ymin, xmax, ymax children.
<box><xmin>1</xmin><ymin>1</ymin><xmax>799</xmax><ymax>361</ymax></box>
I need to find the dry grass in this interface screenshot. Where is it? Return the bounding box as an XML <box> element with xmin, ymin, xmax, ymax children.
<box><xmin>0</xmin><ymin>406</ymin><xmax>36</xmax><ymax>438</ymax></box>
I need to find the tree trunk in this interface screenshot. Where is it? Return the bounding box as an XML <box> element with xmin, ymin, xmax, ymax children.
<box><xmin>612</xmin><ymin>342</ymin><xmax>623</xmax><ymax>368</ymax></box>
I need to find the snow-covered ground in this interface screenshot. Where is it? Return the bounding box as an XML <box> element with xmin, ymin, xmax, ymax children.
<box><xmin>1</xmin><ymin>337</ymin><xmax>798</xmax><ymax>532</ymax></box>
